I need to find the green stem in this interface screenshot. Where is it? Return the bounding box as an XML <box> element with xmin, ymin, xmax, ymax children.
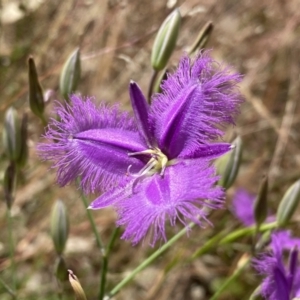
<box><xmin>106</xmin><ymin>223</ymin><xmax>196</xmax><ymax>299</ymax></box>
<box><xmin>99</xmin><ymin>228</ymin><xmax>120</xmax><ymax>300</ymax></box>
<box><xmin>107</xmin><ymin>221</ymin><xmax>278</xmax><ymax>299</ymax></box>
<box><xmin>79</xmin><ymin>190</ymin><xmax>104</xmax><ymax>251</ymax></box>
<box><xmin>218</xmin><ymin>222</ymin><xmax>277</xmax><ymax>245</ymax></box>
<box><xmin>7</xmin><ymin>209</ymin><xmax>16</xmax><ymax>295</ymax></box>
<box><xmin>209</xmin><ymin>255</ymin><xmax>251</xmax><ymax>300</ymax></box>
<box><xmin>0</xmin><ymin>277</ymin><xmax>16</xmax><ymax>298</ymax></box>
<box><xmin>147</xmin><ymin>69</ymin><xmax>159</xmax><ymax>104</ymax></box>
<box><xmin>191</xmin><ymin>229</ymin><xmax>228</xmax><ymax>259</ymax></box>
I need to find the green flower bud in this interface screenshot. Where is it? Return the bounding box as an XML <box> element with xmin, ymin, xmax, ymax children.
<box><xmin>254</xmin><ymin>175</ymin><xmax>268</xmax><ymax>227</ymax></box>
<box><xmin>68</xmin><ymin>270</ymin><xmax>87</xmax><ymax>300</ymax></box>
<box><xmin>216</xmin><ymin>136</ymin><xmax>243</xmax><ymax>190</ymax></box>
<box><xmin>277</xmin><ymin>179</ymin><xmax>300</xmax><ymax>227</ymax></box>
<box><xmin>16</xmin><ymin>113</ymin><xmax>28</xmax><ymax>169</ymax></box>
<box><xmin>59</xmin><ymin>48</ymin><xmax>81</xmax><ymax>101</ymax></box>
<box><xmin>151</xmin><ymin>9</ymin><xmax>181</xmax><ymax>71</ymax></box>
<box><xmin>3</xmin><ymin>163</ymin><xmax>17</xmax><ymax>209</ymax></box>
<box><xmin>188</xmin><ymin>21</ymin><xmax>214</xmax><ymax>55</ymax></box>
<box><xmin>55</xmin><ymin>256</ymin><xmax>68</xmax><ymax>282</ymax></box>
<box><xmin>3</xmin><ymin>107</ymin><xmax>21</xmax><ymax>162</ymax></box>
<box><xmin>51</xmin><ymin>200</ymin><xmax>69</xmax><ymax>255</ymax></box>
<box><xmin>28</xmin><ymin>56</ymin><xmax>45</xmax><ymax>121</ymax></box>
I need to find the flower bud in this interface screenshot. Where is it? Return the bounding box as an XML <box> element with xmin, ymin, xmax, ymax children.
<box><xmin>68</xmin><ymin>270</ymin><xmax>87</xmax><ymax>300</ymax></box>
<box><xmin>28</xmin><ymin>56</ymin><xmax>45</xmax><ymax>120</ymax></box>
<box><xmin>188</xmin><ymin>21</ymin><xmax>213</xmax><ymax>55</ymax></box>
<box><xmin>59</xmin><ymin>48</ymin><xmax>81</xmax><ymax>101</ymax></box>
<box><xmin>253</xmin><ymin>175</ymin><xmax>268</xmax><ymax>227</ymax></box>
<box><xmin>50</xmin><ymin>200</ymin><xmax>69</xmax><ymax>255</ymax></box>
<box><xmin>277</xmin><ymin>179</ymin><xmax>300</xmax><ymax>227</ymax></box>
<box><xmin>55</xmin><ymin>256</ymin><xmax>68</xmax><ymax>282</ymax></box>
<box><xmin>16</xmin><ymin>113</ymin><xmax>28</xmax><ymax>169</ymax></box>
<box><xmin>3</xmin><ymin>107</ymin><xmax>21</xmax><ymax>162</ymax></box>
<box><xmin>151</xmin><ymin>9</ymin><xmax>181</xmax><ymax>71</ymax></box>
<box><xmin>216</xmin><ymin>136</ymin><xmax>243</xmax><ymax>190</ymax></box>
<box><xmin>3</xmin><ymin>163</ymin><xmax>17</xmax><ymax>209</ymax></box>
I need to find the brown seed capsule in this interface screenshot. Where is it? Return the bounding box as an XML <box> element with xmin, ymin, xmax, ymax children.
<box><xmin>254</xmin><ymin>175</ymin><xmax>268</xmax><ymax>227</ymax></box>
<box><xmin>3</xmin><ymin>163</ymin><xmax>17</xmax><ymax>209</ymax></box>
<box><xmin>28</xmin><ymin>56</ymin><xmax>45</xmax><ymax>121</ymax></box>
<box><xmin>68</xmin><ymin>270</ymin><xmax>87</xmax><ymax>300</ymax></box>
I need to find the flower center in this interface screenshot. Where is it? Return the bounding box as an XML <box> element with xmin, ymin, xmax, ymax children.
<box><xmin>128</xmin><ymin>147</ymin><xmax>169</xmax><ymax>177</ymax></box>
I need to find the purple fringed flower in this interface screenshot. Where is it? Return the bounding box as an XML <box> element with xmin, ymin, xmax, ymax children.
<box><xmin>39</xmin><ymin>52</ymin><xmax>243</xmax><ymax>245</ymax></box>
<box><xmin>231</xmin><ymin>188</ymin><xmax>275</xmax><ymax>226</ymax></box>
<box><xmin>253</xmin><ymin>231</ymin><xmax>300</xmax><ymax>300</ymax></box>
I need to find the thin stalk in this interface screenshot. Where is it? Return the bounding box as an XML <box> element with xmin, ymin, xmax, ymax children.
<box><xmin>7</xmin><ymin>209</ymin><xmax>16</xmax><ymax>294</ymax></box>
<box><xmin>147</xmin><ymin>70</ymin><xmax>159</xmax><ymax>103</ymax></box>
<box><xmin>79</xmin><ymin>189</ymin><xmax>104</xmax><ymax>252</ymax></box>
<box><xmin>218</xmin><ymin>222</ymin><xmax>277</xmax><ymax>245</ymax></box>
<box><xmin>106</xmin><ymin>221</ymin><xmax>278</xmax><ymax>299</ymax></box>
<box><xmin>0</xmin><ymin>277</ymin><xmax>16</xmax><ymax>298</ymax></box>
<box><xmin>99</xmin><ymin>228</ymin><xmax>120</xmax><ymax>300</ymax></box>
<box><xmin>106</xmin><ymin>223</ymin><xmax>196</xmax><ymax>299</ymax></box>
<box><xmin>209</xmin><ymin>255</ymin><xmax>251</xmax><ymax>300</ymax></box>
<box><xmin>191</xmin><ymin>229</ymin><xmax>228</xmax><ymax>259</ymax></box>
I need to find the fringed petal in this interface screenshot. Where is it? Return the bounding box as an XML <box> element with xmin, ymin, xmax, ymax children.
<box><xmin>38</xmin><ymin>95</ymin><xmax>146</xmax><ymax>193</ymax></box>
<box><xmin>150</xmin><ymin>52</ymin><xmax>243</xmax><ymax>159</ymax></box>
<box><xmin>115</xmin><ymin>160</ymin><xmax>224</xmax><ymax>246</ymax></box>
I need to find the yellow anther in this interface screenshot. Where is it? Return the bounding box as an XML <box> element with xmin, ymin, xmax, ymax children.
<box><xmin>128</xmin><ymin>147</ymin><xmax>169</xmax><ymax>177</ymax></box>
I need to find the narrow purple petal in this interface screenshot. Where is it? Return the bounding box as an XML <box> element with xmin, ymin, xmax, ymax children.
<box><xmin>38</xmin><ymin>95</ymin><xmax>146</xmax><ymax>193</ymax></box>
<box><xmin>129</xmin><ymin>81</ymin><xmax>153</xmax><ymax>146</ymax></box>
<box><xmin>288</xmin><ymin>247</ymin><xmax>298</xmax><ymax>290</ymax></box>
<box><xmin>150</xmin><ymin>52</ymin><xmax>243</xmax><ymax>159</ymax></box>
<box><xmin>273</xmin><ymin>267</ymin><xmax>290</xmax><ymax>300</ymax></box>
<box><xmin>179</xmin><ymin>142</ymin><xmax>233</xmax><ymax>160</ymax></box>
<box><xmin>115</xmin><ymin>160</ymin><xmax>224</xmax><ymax>246</ymax></box>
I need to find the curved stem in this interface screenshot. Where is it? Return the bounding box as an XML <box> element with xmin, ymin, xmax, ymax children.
<box><xmin>218</xmin><ymin>222</ymin><xmax>277</xmax><ymax>245</ymax></box>
<box><xmin>147</xmin><ymin>70</ymin><xmax>159</xmax><ymax>104</ymax></box>
<box><xmin>106</xmin><ymin>223</ymin><xmax>196</xmax><ymax>299</ymax></box>
<box><xmin>79</xmin><ymin>188</ymin><xmax>104</xmax><ymax>252</ymax></box>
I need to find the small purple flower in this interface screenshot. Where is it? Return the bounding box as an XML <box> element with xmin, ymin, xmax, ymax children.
<box><xmin>232</xmin><ymin>189</ymin><xmax>256</xmax><ymax>226</ymax></box>
<box><xmin>253</xmin><ymin>231</ymin><xmax>300</xmax><ymax>300</ymax></box>
<box><xmin>231</xmin><ymin>188</ymin><xmax>275</xmax><ymax>226</ymax></box>
<box><xmin>39</xmin><ymin>52</ymin><xmax>243</xmax><ymax>245</ymax></box>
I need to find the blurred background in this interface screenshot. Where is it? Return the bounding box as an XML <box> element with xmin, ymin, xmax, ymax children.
<box><xmin>0</xmin><ymin>0</ymin><xmax>300</xmax><ymax>299</ymax></box>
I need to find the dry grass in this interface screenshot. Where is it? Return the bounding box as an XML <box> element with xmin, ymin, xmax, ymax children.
<box><xmin>0</xmin><ymin>0</ymin><xmax>300</xmax><ymax>299</ymax></box>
